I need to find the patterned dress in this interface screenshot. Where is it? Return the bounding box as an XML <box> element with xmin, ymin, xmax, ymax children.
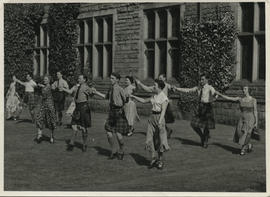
<box><xmin>233</xmin><ymin>98</ymin><xmax>256</xmax><ymax>146</ymax></box>
<box><xmin>35</xmin><ymin>85</ymin><xmax>57</xmax><ymax>130</ymax></box>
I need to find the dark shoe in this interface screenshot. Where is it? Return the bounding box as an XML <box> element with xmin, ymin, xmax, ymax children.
<box><xmin>108</xmin><ymin>153</ymin><xmax>117</xmax><ymax>160</ymax></box>
<box><xmin>156</xmin><ymin>160</ymin><xmax>164</xmax><ymax>170</ymax></box>
<box><xmin>34</xmin><ymin>137</ymin><xmax>42</xmax><ymax>144</ymax></box>
<box><xmin>82</xmin><ymin>145</ymin><xmax>87</xmax><ymax>152</ymax></box>
<box><xmin>50</xmin><ymin>137</ymin><xmax>55</xmax><ymax>144</ymax></box>
<box><xmin>66</xmin><ymin>144</ymin><xmax>74</xmax><ymax>151</ymax></box>
<box><xmin>117</xmin><ymin>152</ymin><xmax>124</xmax><ymax>160</ymax></box>
<box><xmin>148</xmin><ymin>159</ymin><xmax>157</xmax><ymax>169</ymax></box>
<box><xmin>167</xmin><ymin>129</ymin><xmax>173</xmax><ymax>139</ymax></box>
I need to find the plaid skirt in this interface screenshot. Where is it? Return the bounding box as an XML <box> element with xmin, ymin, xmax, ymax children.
<box><xmin>71</xmin><ymin>102</ymin><xmax>91</xmax><ymax>128</ymax></box>
<box><xmin>105</xmin><ymin>106</ymin><xmax>129</xmax><ymax>135</ymax></box>
<box><xmin>54</xmin><ymin>91</ymin><xmax>66</xmax><ymax>111</ymax></box>
<box><xmin>190</xmin><ymin>103</ymin><xmax>215</xmax><ymax>129</ymax></box>
<box><xmin>23</xmin><ymin>92</ymin><xmax>35</xmax><ymax>110</ymax></box>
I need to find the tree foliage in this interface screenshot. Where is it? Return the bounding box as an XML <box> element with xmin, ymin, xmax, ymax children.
<box><xmin>177</xmin><ymin>13</ymin><xmax>238</xmax><ymax>112</ymax></box>
<box><xmin>47</xmin><ymin>3</ymin><xmax>80</xmax><ymax>86</ymax></box>
<box><xmin>4</xmin><ymin>4</ymin><xmax>44</xmax><ymax>95</ymax></box>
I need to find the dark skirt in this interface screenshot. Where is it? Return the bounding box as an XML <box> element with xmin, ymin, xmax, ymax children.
<box><xmin>105</xmin><ymin>106</ymin><xmax>129</xmax><ymax>135</ymax></box>
<box><xmin>23</xmin><ymin>92</ymin><xmax>35</xmax><ymax>110</ymax></box>
<box><xmin>71</xmin><ymin>102</ymin><xmax>91</xmax><ymax>128</ymax></box>
<box><xmin>190</xmin><ymin>103</ymin><xmax>215</xmax><ymax>129</ymax></box>
<box><xmin>54</xmin><ymin>91</ymin><xmax>66</xmax><ymax>111</ymax></box>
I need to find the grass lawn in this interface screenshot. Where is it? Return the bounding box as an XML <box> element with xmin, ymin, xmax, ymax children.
<box><xmin>4</xmin><ymin>109</ymin><xmax>266</xmax><ymax>192</ymax></box>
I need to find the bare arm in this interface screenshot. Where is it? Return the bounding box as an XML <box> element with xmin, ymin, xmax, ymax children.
<box><xmin>93</xmin><ymin>89</ymin><xmax>106</xmax><ymax>99</ymax></box>
<box><xmin>130</xmin><ymin>95</ymin><xmax>151</xmax><ymax>104</ymax></box>
<box><xmin>173</xmin><ymin>86</ymin><xmax>198</xmax><ymax>93</ymax></box>
<box><xmin>136</xmin><ymin>80</ymin><xmax>154</xmax><ymax>93</ymax></box>
<box><xmin>159</xmin><ymin>100</ymin><xmax>169</xmax><ymax>125</ymax></box>
<box><xmin>15</xmin><ymin>79</ymin><xmax>26</xmax><ymax>86</ymax></box>
<box><xmin>37</xmin><ymin>83</ymin><xmax>45</xmax><ymax>88</ymax></box>
<box><xmin>215</xmin><ymin>91</ymin><xmax>241</xmax><ymax>102</ymax></box>
<box><xmin>253</xmin><ymin>98</ymin><xmax>258</xmax><ymax>128</ymax></box>
<box><xmin>62</xmin><ymin>86</ymin><xmax>75</xmax><ymax>94</ymax></box>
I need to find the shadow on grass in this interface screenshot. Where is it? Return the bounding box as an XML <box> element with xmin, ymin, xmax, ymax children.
<box><xmin>134</xmin><ymin>131</ymin><xmax>146</xmax><ymax>136</ymax></box>
<box><xmin>129</xmin><ymin>153</ymin><xmax>149</xmax><ymax>166</ymax></box>
<box><xmin>65</xmin><ymin>139</ymin><xmax>83</xmax><ymax>151</ymax></box>
<box><xmin>212</xmin><ymin>142</ymin><xmax>240</xmax><ymax>154</ymax></box>
<box><xmin>174</xmin><ymin>137</ymin><xmax>201</xmax><ymax>147</ymax></box>
<box><xmin>16</xmin><ymin>119</ymin><xmax>33</xmax><ymax>124</ymax></box>
<box><xmin>92</xmin><ymin>146</ymin><xmax>111</xmax><ymax>157</ymax></box>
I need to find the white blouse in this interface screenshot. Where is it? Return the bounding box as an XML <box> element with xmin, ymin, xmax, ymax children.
<box><xmin>150</xmin><ymin>91</ymin><xmax>168</xmax><ymax>112</ymax></box>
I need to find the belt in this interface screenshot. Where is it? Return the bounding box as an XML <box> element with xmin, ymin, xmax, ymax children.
<box><xmin>152</xmin><ymin>111</ymin><xmax>161</xmax><ymax>114</ymax></box>
<box><xmin>110</xmin><ymin>105</ymin><xmax>122</xmax><ymax>109</ymax></box>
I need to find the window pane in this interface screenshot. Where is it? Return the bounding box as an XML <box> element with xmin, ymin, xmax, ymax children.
<box><xmin>241</xmin><ymin>3</ymin><xmax>254</xmax><ymax>32</ymax></box>
<box><xmin>79</xmin><ymin>47</ymin><xmax>84</xmax><ymax>73</ymax></box>
<box><xmin>35</xmin><ymin>50</ymin><xmax>40</xmax><ymax>75</ymax></box>
<box><xmin>97</xmin><ymin>18</ymin><xmax>103</xmax><ymax>43</ymax></box>
<box><xmin>86</xmin><ymin>46</ymin><xmax>92</xmax><ymax>75</ymax></box>
<box><xmin>170</xmin><ymin>41</ymin><xmax>179</xmax><ymax>77</ymax></box>
<box><xmin>79</xmin><ymin>21</ymin><xmax>84</xmax><ymax>44</ymax></box>
<box><xmin>87</xmin><ymin>20</ymin><xmax>92</xmax><ymax>44</ymax></box>
<box><xmin>106</xmin><ymin>45</ymin><xmax>112</xmax><ymax>77</ymax></box>
<box><xmin>159</xmin><ymin>10</ymin><xmax>167</xmax><ymax>38</ymax></box>
<box><xmin>158</xmin><ymin>42</ymin><xmax>167</xmax><ymax>75</ymax></box>
<box><xmin>43</xmin><ymin>25</ymin><xmax>47</xmax><ymax>47</ymax></box>
<box><xmin>106</xmin><ymin>17</ymin><xmax>112</xmax><ymax>42</ymax></box>
<box><xmin>42</xmin><ymin>49</ymin><xmax>47</xmax><ymax>75</ymax></box>
<box><xmin>257</xmin><ymin>35</ymin><xmax>265</xmax><ymax>80</ymax></box>
<box><xmin>146</xmin><ymin>11</ymin><xmax>155</xmax><ymax>39</ymax></box>
<box><xmin>145</xmin><ymin>42</ymin><xmax>155</xmax><ymax>78</ymax></box>
<box><xmin>170</xmin><ymin>8</ymin><xmax>180</xmax><ymax>38</ymax></box>
<box><xmin>36</xmin><ymin>29</ymin><xmax>40</xmax><ymax>47</ymax></box>
<box><xmin>259</xmin><ymin>3</ymin><xmax>265</xmax><ymax>31</ymax></box>
<box><xmin>97</xmin><ymin>46</ymin><xmax>103</xmax><ymax>77</ymax></box>
<box><xmin>240</xmin><ymin>36</ymin><xmax>253</xmax><ymax>81</ymax></box>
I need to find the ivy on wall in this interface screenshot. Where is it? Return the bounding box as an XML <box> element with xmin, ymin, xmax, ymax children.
<box><xmin>177</xmin><ymin>13</ymin><xmax>238</xmax><ymax>112</ymax></box>
<box><xmin>4</xmin><ymin>4</ymin><xmax>44</xmax><ymax>95</ymax></box>
<box><xmin>47</xmin><ymin>3</ymin><xmax>80</xmax><ymax>86</ymax></box>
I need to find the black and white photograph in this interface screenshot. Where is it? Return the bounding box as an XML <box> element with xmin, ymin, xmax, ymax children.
<box><xmin>2</xmin><ymin>1</ymin><xmax>267</xmax><ymax>195</ymax></box>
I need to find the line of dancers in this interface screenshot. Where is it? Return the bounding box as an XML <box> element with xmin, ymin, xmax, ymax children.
<box><xmin>5</xmin><ymin>72</ymin><xmax>258</xmax><ymax>169</ymax></box>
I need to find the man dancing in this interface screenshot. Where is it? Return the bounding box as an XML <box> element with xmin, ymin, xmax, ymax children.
<box><xmin>52</xmin><ymin>71</ymin><xmax>69</xmax><ymax>126</ymax></box>
<box><xmin>95</xmin><ymin>72</ymin><xmax>129</xmax><ymax>160</ymax></box>
<box><xmin>173</xmin><ymin>74</ymin><xmax>217</xmax><ymax>148</ymax></box>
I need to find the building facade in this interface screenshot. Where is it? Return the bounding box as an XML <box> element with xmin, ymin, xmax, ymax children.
<box><xmin>34</xmin><ymin>3</ymin><xmax>265</xmax><ymax>128</ymax></box>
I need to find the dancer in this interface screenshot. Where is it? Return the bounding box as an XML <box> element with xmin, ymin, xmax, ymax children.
<box><xmin>124</xmin><ymin>76</ymin><xmax>140</xmax><ymax>136</ymax></box>
<box><xmin>216</xmin><ymin>85</ymin><xmax>258</xmax><ymax>155</ymax></box>
<box><xmin>135</xmin><ymin>74</ymin><xmax>175</xmax><ymax>138</ymax></box>
<box><xmin>63</xmin><ymin>75</ymin><xmax>102</xmax><ymax>152</ymax></box>
<box><xmin>94</xmin><ymin>72</ymin><xmax>129</xmax><ymax>160</ymax></box>
<box><xmin>52</xmin><ymin>71</ymin><xmax>69</xmax><ymax>126</ymax></box>
<box><xmin>35</xmin><ymin>75</ymin><xmax>57</xmax><ymax>144</ymax></box>
<box><xmin>15</xmin><ymin>74</ymin><xmax>37</xmax><ymax>122</ymax></box>
<box><xmin>5</xmin><ymin>75</ymin><xmax>22</xmax><ymax>120</ymax></box>
<box><xmin>173</xmin><ymin>74</ymin><xmax>217</xmax><ymax>148</ymax></box>
<box><xmin>131</xmin><ymin>79</ymin><xmax>169</xmax><ymax>169</ymax></box>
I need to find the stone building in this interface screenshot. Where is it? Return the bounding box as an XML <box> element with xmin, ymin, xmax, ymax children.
<box><xmin>34</xmin><ymin>3</ymin><xmax>265</xmax><ymax>128</ymax></box>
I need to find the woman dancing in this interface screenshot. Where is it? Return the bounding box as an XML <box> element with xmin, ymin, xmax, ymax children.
<box><xmin>216</xmin><ymin>85</ymin><xmax>258</xmax><ymax>155</ymax></box>
<box><xmin>6</xmin><ymin>75</ymin><xmax>22</xmax><ymax>120</ymax></box>
<box><xmin>131</xmin><ymin>79</ymin><xmax>169</xmax><ymax>169</ymax></box>
<box><xmin>35</xmin><ymin>75</ymin><xmax>57</xmax><ymax>144</ymax></box>
<box><xmin>124</xmin><ymin>76</ymin><xmax>140</xmax><ymax>136</ymax></box>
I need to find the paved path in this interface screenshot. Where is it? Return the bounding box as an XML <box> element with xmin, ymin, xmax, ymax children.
<box><xmin>4</xmin><ymin>109</ymin><xmax>266</xmax><ymax>192</ymax></box>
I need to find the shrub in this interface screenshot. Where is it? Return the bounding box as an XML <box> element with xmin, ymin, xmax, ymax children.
<box><xmin>4</xmin><ymin>4</ymin><xmax>44</xmax><ymax>96</ymax></box>
<box><xmin>177</xmin><ymin>12</ymin><xmax>238</xmax><ymax>112</ymax></box>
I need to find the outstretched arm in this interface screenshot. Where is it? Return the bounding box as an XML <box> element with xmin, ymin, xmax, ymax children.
<box><xmin>62</xmin><ymin>86</ymin><xmax>75</xmax><ymax>94</ymax></box>
<box><xmin>15</xmin><ymin>79</ymin><xmax>26</xmax><ymax>86</ymax></box>
<box><xmin>136</xmin><ymin>80</ymin><xmax>155</xmax><ymax>93</ymax></box>
<box><xmin>93</xmin><ymin>89</ymin><xmax>106</xmax><ymax>99</ymax></box>
<box><xmin>215</xmin><ymin>91</ymin><xmax>241</xmax><ymax>102</ymax></box>
<box><xmin>130</xmin><ymin>95</ymin><xmax>151</xmax><ymax>104</ymax></box>
<box><xmin>173</xmin><ymin>86</ymin><xmax>198</xmax><ymax>93</ymax></box>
